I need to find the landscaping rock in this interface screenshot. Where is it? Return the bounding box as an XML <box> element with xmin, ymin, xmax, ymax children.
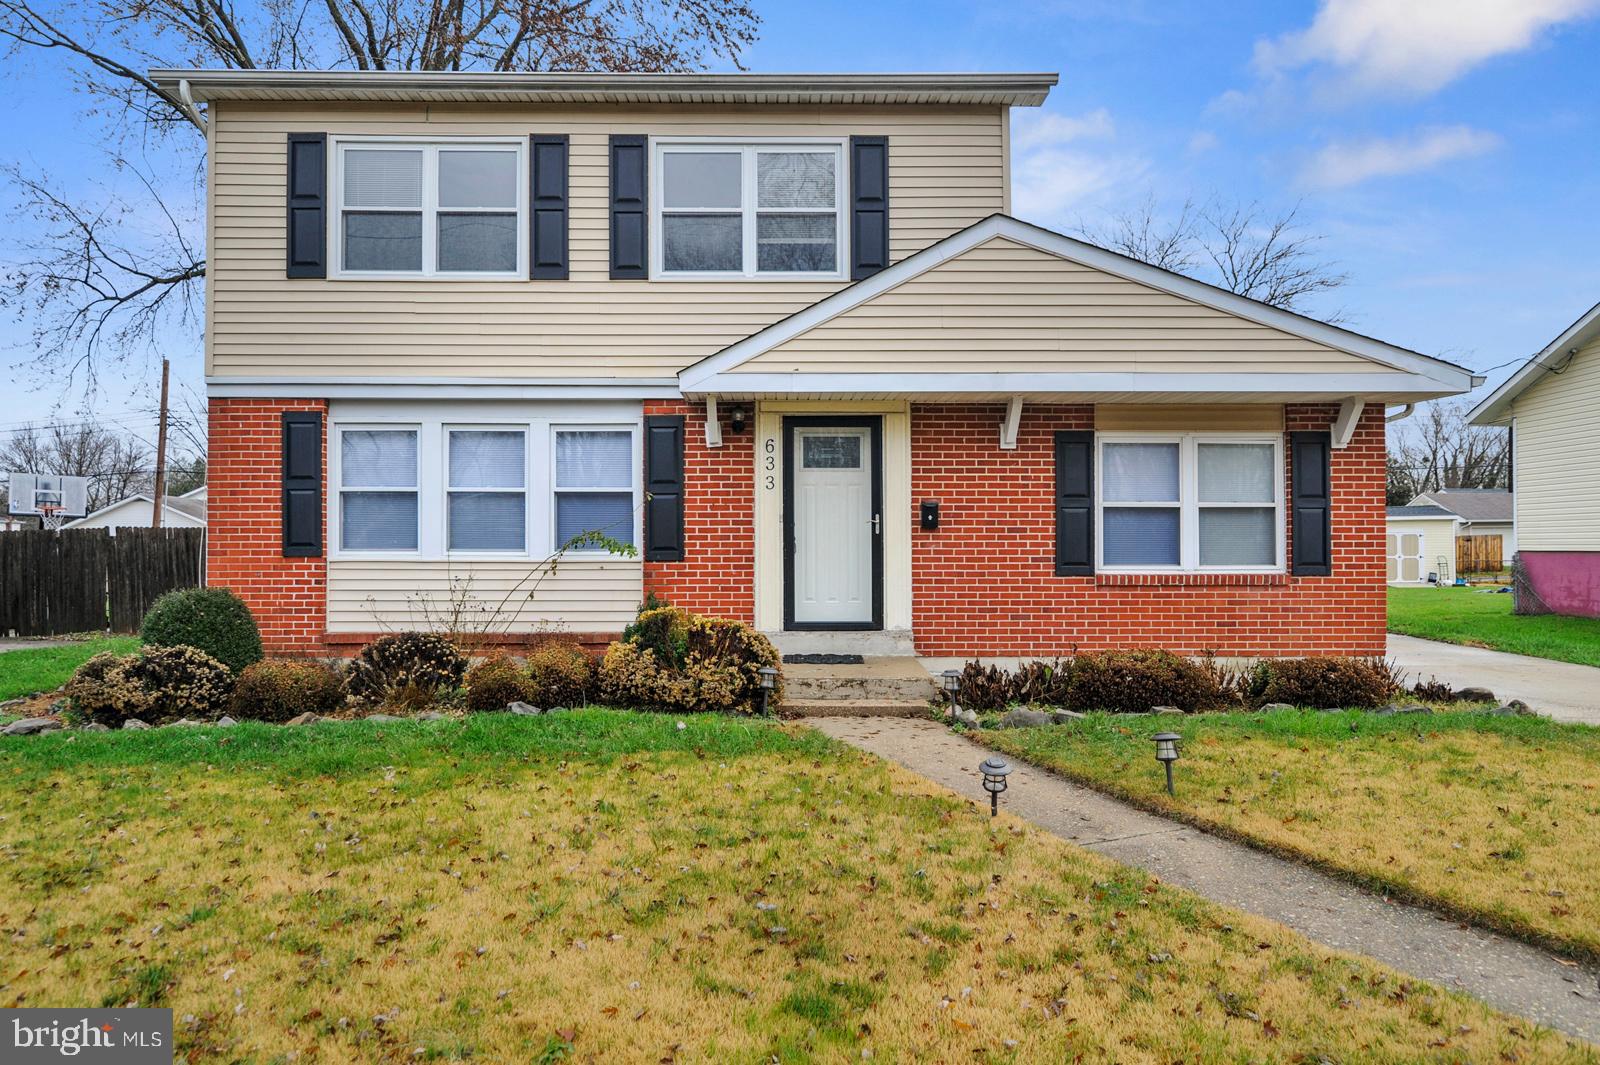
<box><xmin>122</xmin><ymin>719</ymin><xmax>151</xmax><ymax>730</ymax></box>
<box><xmin>416</xmin><ymin>711</ymin><xmax>449</xmax><ymax>721</ymax></box>
<box><xmin>366</xmin><ymin>713</ymin><xmax>405</xmax><ymax>723</ymax></box>
<box><xmin>1457</xmin><ymin>686</ymin><xmax>1496</xmax><ymax>704</ymax></box>
<box><xmin>1397</xmin><ymin>704</ymin><xmax>1432</xmax><ymax>715</ymax></box>
<box><xmin>167</xmin><ymin>718</ymin><xmax>203</xmax><ymax>727</ymax></box>
<box><xmin>1151</xmin><ymin>706</ymin><xmax>1184</xmax><ymax>716</ymax></box>
<box><xmin>1372</xmin><ymin>705</ymin><xmax>1397</xmax><ymax>716</ymax></box>
<box><xmin>3</xmin><ymin>717</ymin><xmax>63</xmax><ymax>736</ymax></box>
<box><xmin>1258</xmin><ymin>703</ymin><xmax>1297</xmax><ymax>712</ymax></box>
<box><xmin>1050</xmin><ymin>710</ymin><xmax>1086</xmax><ymax>724</ymax></box>
<box><xmin>547</xmin><ymin>706</ymin><xmax>571</xmax><ymax>715</ymax></box>
<box><xmin>1507</xmin><ymin>699</ymin><xmax>1534</xmax><ymax>715</ymax></box>
<box><xmin>507</xmin><ymin>702</ymin><xmax>542</xmax><ymax>716</ymax></box>
<box><xmin>996</xmin><ymin>708</ymin><xmax>1053</xmax><ymax>729</ymax></box>
<box><xmin>953</xmin><ymin>707</ymin><xmax>979</xmax><ymax>728</ymax></box>
<box><xmin>81</xmin><ymin>722</ymin><xmax>111</xmax><ymax>732</ymax></box>
<box><xmin>215</xmin><ymin>716</ymin><xmax>238</xmax><ymax>727</ymax></box>
<box><xmin>286</xmin><ymin>712</ymin><xmax>322</xmax><ymax>726</ymax></box>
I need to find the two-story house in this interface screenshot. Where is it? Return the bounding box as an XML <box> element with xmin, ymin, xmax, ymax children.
<box><xmin>155</xmin><ymin>68</ymin><xmax>1477</xmax><ymax>660</ymax></box>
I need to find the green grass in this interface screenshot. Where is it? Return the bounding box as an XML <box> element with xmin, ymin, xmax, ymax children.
<box><xmin>0</xmin><ymin>637</ymin><xmax>141</xmax><ymax>702</ymax></box>
<box><xmin>1</xmin><ymin>709</ymin><xmax>1590</xmax><ymax>1062</ymax></box>
<box><xmin>1388</xmin><ymin>585</ymin><xmax>1600</xmax><ymax>667</ymax></box>
<box><xmin>986</xmin><ymin>709</ymin><xmax>1600</xmax><ymax>959</ymax></box>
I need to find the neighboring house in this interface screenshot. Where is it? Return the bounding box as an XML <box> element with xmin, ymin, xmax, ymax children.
<box><xmin>62</xmin><ymin>486</ymin><xmax>208</xmax><ymax>534</ymax></box>
<box><xmin>1384</xmin><ymin>505</ymin><xmax>1458</xmax><ymax>585</ymax></box>
<box><xmin>1469</xmin><ymin>300</ymin><xmax>1600</xmax><ymax>617</ymax></box>
<box><xmin>1413</xmin><ymin>488</ymin><xmax>1514</xmax><ymax>574</ymax></box>
<box><xmin>157</xmin><ymin>68</ymin><xmax>1476</xmax><ymax>659</ymax></box>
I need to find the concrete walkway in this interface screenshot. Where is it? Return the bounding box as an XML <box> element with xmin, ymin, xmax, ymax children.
<box><xmin>812</xmin><ymin>716</ymin><xmax>1600</xmax><ymax>1043</ymax></box>
<box><xmin>1389</xmin><ymin>633</ymin><xmax>1600</xmax><ymax>725</ymax></box>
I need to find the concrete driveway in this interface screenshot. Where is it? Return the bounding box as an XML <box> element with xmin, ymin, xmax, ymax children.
<box><xmin>1388</xmin><ymin>633</ymin><xmax>1600</xmax><ymax>725</ymax></box>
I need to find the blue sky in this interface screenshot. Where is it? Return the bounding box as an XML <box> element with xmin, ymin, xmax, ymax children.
<box><xmin>3</xmin><ymin>0</ymin><xmax>1599</xmax><ymax>448</ymax></box>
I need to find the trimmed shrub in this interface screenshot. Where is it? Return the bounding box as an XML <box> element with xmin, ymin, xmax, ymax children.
<box><xmin>1245</xmin><ymin>656</ymin><xmax>1401</xmax><ymax>710</ymax></box>
<box><xmin>345</xmin><ymin>632</ymin><xmax>467</xmax><ymax>711</ymax></box>
<box><xmin>231</xmin><ymin>659</ymin><xmax>346</xmax><ymax>722</ymax></box>
<box><xmin>464</xmin><ymin>653</ymin><xmax>535</xmax><ymax>712</ymax></box>
<box><xmin>600</xmin><ymin>610</ymin><xmax>781</xmax><ymax>713</ymax></box>
<box><xmin>65</xmin><ymin>652</ymin><xmax>153</xmax><ymax>727</ymax></box>
<box><xmin>1064</xmin><ymin>649</ymin><xmax>1234</xmax><ymax>714</ymax></box>
<box><xmin>140</xmin><ymin>587</ymin><xmax>263</xmax><ymax>674</ymax></box>
<box><xmin>526</xmin><ymin>643</ymin><xmax>595</xmax><ymax>707</ymax></box>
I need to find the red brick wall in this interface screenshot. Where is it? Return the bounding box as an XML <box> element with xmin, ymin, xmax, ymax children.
<box><xmin>641</xmin><ymin>399</ymin><xmax>756</xmax><ymax>622</ymax></box>
<box><xmin>909</xmin><ymin>402</ymin><xmax>1387</xmax><ymax>657</ymax></box>
<box><xmin>208</xmin><ymin>398</ymin><xmax>329</xmax><ymax>655</ymax></box>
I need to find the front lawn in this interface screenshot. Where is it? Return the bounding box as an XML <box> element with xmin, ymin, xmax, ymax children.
<box><xmin>0</xmin><ymin>636</ymin><xmax>141</xmax><ymax>703</ymax></box>
<box><xmin>1388</xmin><ymin>585</ymin><xmax>1600</xmax><ymax>667</ymax></box>
<box><xmin>3</xmin><ymin>712</ymin><xmax>1585</xmax><ymax>1062</ymax></box>
<box><xmin>986</xmin><ymin>710</ymin><xmax>1600</xmax><ymax>960</ymax></box>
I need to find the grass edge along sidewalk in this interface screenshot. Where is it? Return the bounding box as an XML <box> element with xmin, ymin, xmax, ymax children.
<box><xmin>2</xmin><ymin>710</ymin><xmax>1591</xmax><ymax>1062</ymax></box>
<box><xmin>985</xmin><ymin>708</ymin><xmax>1600</xmax><ymax>963</ymax></box>
<box><xmin>1388</xmin><ymin>585</ymin><xmax>1600</xmax><ymax>668</ymax></box>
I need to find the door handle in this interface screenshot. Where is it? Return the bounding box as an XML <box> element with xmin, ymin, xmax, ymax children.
<box><xmin>872</xmin><ymin>513</ymin><xmax>881</xmax><ymax>535</ymax></box>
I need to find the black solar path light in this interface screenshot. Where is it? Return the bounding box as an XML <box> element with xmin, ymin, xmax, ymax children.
<box><xmin>1153</xmin><ymin>732</ymin><xmax>1182</xmax><ymax>795</ymax></box>
<box><xmin>979</xmin><ymin>757</ymin><xmax>1012</xmax><ymax>817</ymax></box>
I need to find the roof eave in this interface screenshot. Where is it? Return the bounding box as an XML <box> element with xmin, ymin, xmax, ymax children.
<box><xmin>1468</xmin><ymin>299</ymin><xmax>1600</xmax><ymax>426</ymax></box>
<box><xmin>148</xmin><ymin>69</ymin><xmax>1058</xmax><ymax>107</ymax></box>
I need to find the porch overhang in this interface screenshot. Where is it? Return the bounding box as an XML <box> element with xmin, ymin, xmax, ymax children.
<box><xmin>678</xmin><ymin>370</ymin><xmax>1464</xmax><ymax>405</ymax></box>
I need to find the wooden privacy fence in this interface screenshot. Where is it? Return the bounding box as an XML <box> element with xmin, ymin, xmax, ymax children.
<box><xmin>1457</xmin><ymin>534</ymin><xmax>1504</xmax><ymax>576</ymax></box>
<box><xmin>0</xmin><ymin>527</ymin><xmax>205</xmax><ymax>637</ymax></box>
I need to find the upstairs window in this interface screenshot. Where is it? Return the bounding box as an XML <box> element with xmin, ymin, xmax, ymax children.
<box><xmin>335</xmin><ymin>140</ymin><xmax>524</xmax><ymax>277</ymax></box>
<box><xmin>654</xmin><ymin>142</ymin><xmax>846</xmax><ymax>279</ymax></box>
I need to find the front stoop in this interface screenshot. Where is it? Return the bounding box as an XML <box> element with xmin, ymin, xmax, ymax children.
<box><xmin>779</xmin><ymin>656</ymin><xmax>938</xmax><ymax>718</ymax></box>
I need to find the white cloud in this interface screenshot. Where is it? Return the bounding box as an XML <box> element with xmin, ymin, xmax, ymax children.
<box><xmin>1008</xmin><ymin>109</ymin><xmax>1147</xmax><ymax>223</ymax></box>
<box><xmin>1300</xmin><ymin>125</ymin><xmax>1501</xmax><ymax>189</ymax></box>
<box><xmin>1186</xmin><ymin>130</ymin><xmax>1220</xmax><ymax>154</ymax></box>
<box><xmin>1256</xmin><ymin>0</ymin><xmax>1600</xmax><ymax>96</ymax></box>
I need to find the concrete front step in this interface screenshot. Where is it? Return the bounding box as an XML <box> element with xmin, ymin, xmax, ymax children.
<box><xmin>782</xmin><ymin>699</ymin><xmax>932</xmax><ymax>718</ymax></box>
<box><xmin>770</xmin><ymin>629</ymin><xmax>918</xmax><ymax>657</ymax></box>
<box><xmin>781</xmin><ymin>656</ymin><xmax>940</xmax><ymax>702</ymax></box>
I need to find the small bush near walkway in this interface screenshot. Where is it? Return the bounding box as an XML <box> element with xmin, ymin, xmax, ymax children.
<box><xmin>140</xmin><ymin>587</ymin><xmax>263</xmax><ymax>675</ymax></box>
<box><xmin>1244</xmin><ymin>655</ymin><xmax>1400</xmax><ymax>709</ymax></box>
<box><xmin>600</xmin><ymin>606</ymin><xmax>781</xmax><ymax>713</ymax></box>
<box><xmin>345</xmin><ymin>632</ymin><xmax>467</xmax><ymax>711</ymax></box>
<box><xmin>65</xmin><ymin>645</ymin><xmax>233</xmax><ymax>726</ymax></box>
<box><xmin>230</xmin><ymin>660</ymin><xmax>346</xmax><ymax>722</ymax></box>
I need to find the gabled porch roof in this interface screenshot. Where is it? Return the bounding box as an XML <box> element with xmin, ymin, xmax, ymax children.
<box><xmin>679</xmin><ymin>215</ymin><xmax>1479</xmax><ymax>406</ymax></box>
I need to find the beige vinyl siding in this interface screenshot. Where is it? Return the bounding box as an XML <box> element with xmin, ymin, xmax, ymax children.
<box><xmin>1095</xmin><ymin>404</ymin><xmax>1284</xmax><ymax>431</ymax></box>
<box><xmin>1509</xmin><ymin>335</ymin><xmax>1600</xmax><ymax>551</ymax></box>
<box><xmin>326</xmin><ymin>558</ymin><xmax>640</xmax><ymax>633</ymax></box>
<box><xmin>209</xmin><ymin>102</ymin><xmax>1005</xmax><ymax>379</ymax></box>
<box><xmin>736</xmin><ymin>237</ymin><xmax>1387</xmax><ymax>374</ymax></box>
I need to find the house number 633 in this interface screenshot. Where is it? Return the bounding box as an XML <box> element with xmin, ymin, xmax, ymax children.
<box><xmin>763</xmin><ymin>437</ymin><xmax>776</xmax><ymax>489</ymax></box>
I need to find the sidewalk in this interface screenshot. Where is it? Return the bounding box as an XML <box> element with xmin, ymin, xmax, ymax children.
<box><xmin>812</xmin><ymin>716</ymin><xmax>1600</xmax><ymax>1043</ymax></box>
<box><xmin>1389</xmin><ymin>633</ymin><xmax>1600</xmax><ymax>725</ymax></box>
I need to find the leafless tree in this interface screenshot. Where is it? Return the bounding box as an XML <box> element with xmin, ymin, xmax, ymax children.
<box><xmin>1080</xmin><ymin>196</ymin><xmax>1348</xmax><ymax>315</ymax></box>
<box><xmin>0</xmin><ymin>0</ymin><xmax>761</xmax><ymax>387</ymax></box>
<box><xmin>1386</xmin><ymin>400</ymin><xmax>1509</xmax><ymax>506</ymax></box>
<box><xmin>1</xmin><ymin>422</ymin><xmax>153</xmax><ymax>512</ymax></box>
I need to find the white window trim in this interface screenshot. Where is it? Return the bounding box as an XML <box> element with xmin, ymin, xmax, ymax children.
<box><xmin>445</xmin><ymin>425</ymin><xmax>530</xmax><ymax>555</ymax></box>
<box><xmin>650</xmin><ymin>136</ymin><xmax>849</xmax><ymax>281</ymax></box>
<box><xmin>329</xmin><ymin>406</ymin><xmax>640</xmax><ymax>562</ymax></box>
<box><xmin>330</xmin><ymin>135</ymin><xmax>528</xmax><ymax>281</ymax></box>
<box><xmin>550</xmin><ymin>423</ymin><xmax>645</xmax><ymax>555</ymax></box>
<box><xmin>1095</xmin><ymin>432</ymin><xmax>1285</xmax><ymax>574</ymax></box>
<box><xmin>334</xmin><ymin>423</ymin><xmax>423</xmax><ymax>557</ymax></box>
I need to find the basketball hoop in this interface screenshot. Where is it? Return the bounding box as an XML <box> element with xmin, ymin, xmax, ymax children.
<box><xmin>37</xmin><ymin>504</ymin><xmax>65</xmax><ymax>532</ymax></box>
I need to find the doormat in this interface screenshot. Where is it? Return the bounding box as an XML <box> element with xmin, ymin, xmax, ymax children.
<box><xmin>782</xmin><ymin>653</ymin><xmax>865</xmax><ymax>665</ymax></box>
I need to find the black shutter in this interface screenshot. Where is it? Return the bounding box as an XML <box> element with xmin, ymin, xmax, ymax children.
<box><xmin>286</xmin><ymin>133</ymin><xmax>327</xmax><ymax>279</ymax></box>
<box><xmin>1290</xmin><ymin>430</ymin><xmax>1333</xmax><ymax>576</ymax></box>
<box><xmin>530</xmin><ymin>134</ymin><xmax>569</xmax><ymax>279</ymax></box>
<box><xmin>281</xmin><ymin>411</ymin><xmax>323</xmax><ymax>557</ymax></box>
<box><xmin>850</xmin><ymin>135</ymin><xmax>889</xmax><ymax>280</ymax></box>
<box><xmin>609</xmin><ymin>134</ymin><xmax>648</xmax><ymax>279</ymax></box>
<box><xmin>643</xmin><ymin>415</ymin><xmax>685</xmax><ymax>561</ymax></box>
<box><xmin>1054</xmin><ymin>430</ymin><xmax>1094</xmax><ymax>576</ymax></box>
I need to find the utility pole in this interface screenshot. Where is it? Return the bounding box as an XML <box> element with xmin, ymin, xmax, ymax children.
<box><xmin>151</xmin><ymin>358</ymin><xmax>170</xmax><ymax>528</ymax></box>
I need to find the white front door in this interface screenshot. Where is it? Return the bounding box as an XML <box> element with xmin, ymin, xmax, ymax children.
<box><xmin>790</xmin><ymin>425</ymin><xmax>875</xmax><ymax>626</ymax></box>
<box><xmin>1387</xmin><ymin>528</ymin><xmax>1424</xmax><ymax>583</ymax></box>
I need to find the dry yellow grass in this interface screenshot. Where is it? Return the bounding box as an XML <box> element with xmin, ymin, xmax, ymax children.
<box><xmin>987</xmin><ymin>711</ymin><xmax>1600</xmax><ymax>961</ymax></box>
<box><xmin>0</xmin><ymin>717</ymin><xmax>1592</xmax><ymax>1063</ymax></box>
